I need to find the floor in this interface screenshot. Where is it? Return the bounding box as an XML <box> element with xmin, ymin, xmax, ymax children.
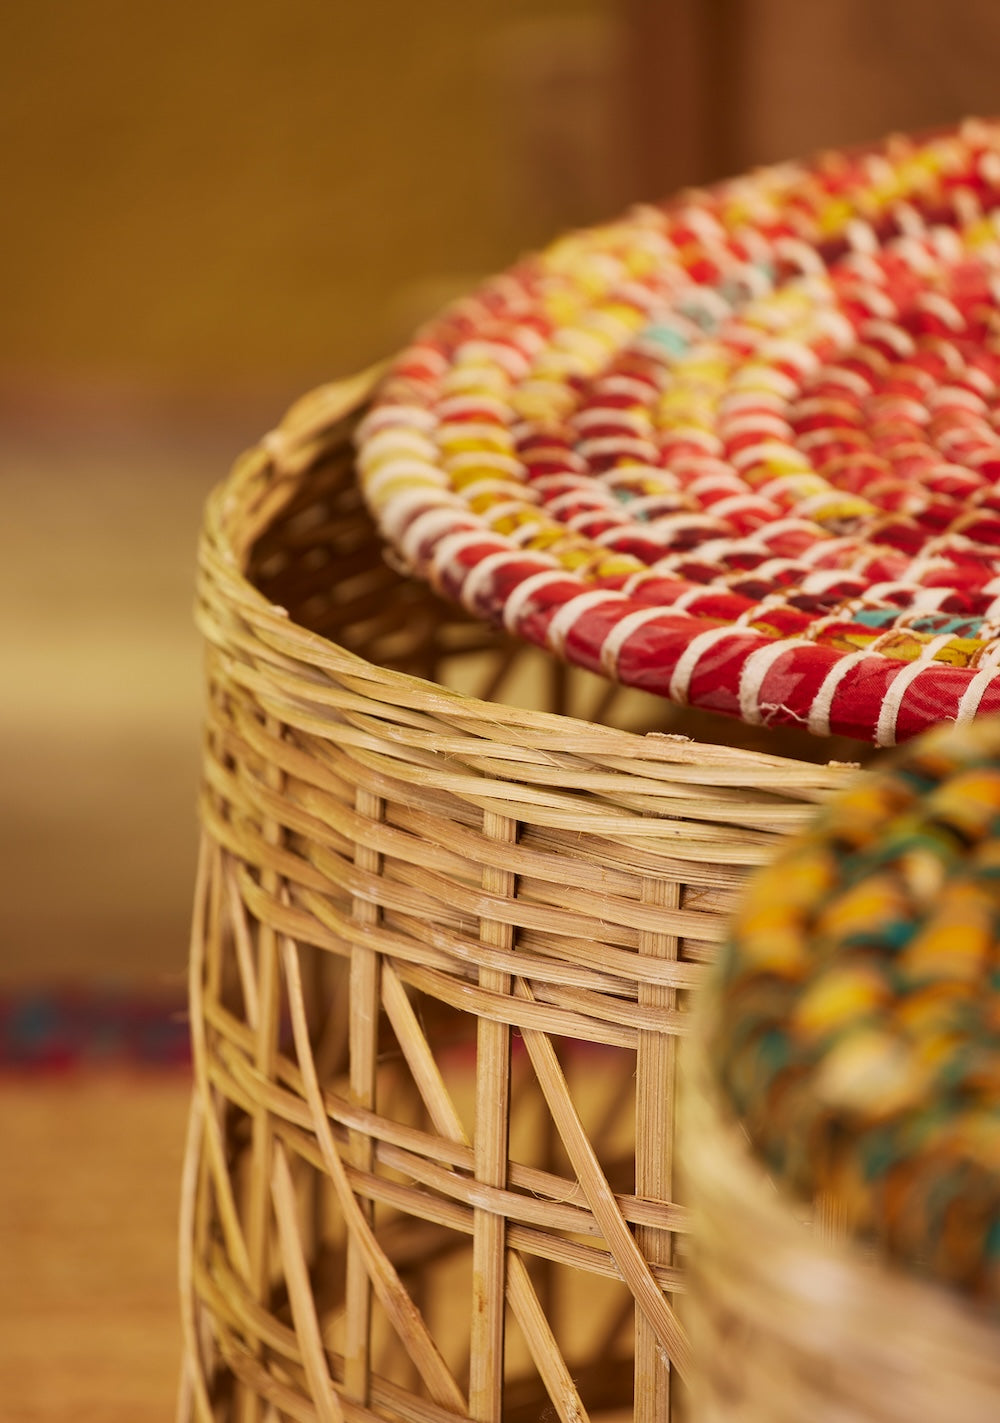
<box><xmin>3</xmin><ymin>1074</ymin><xmax>192</xmax><ymax>1422</ymax></box>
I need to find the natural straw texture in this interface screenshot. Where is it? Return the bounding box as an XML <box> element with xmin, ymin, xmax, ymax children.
<box><xmin>178</xmin><ymin>369</ymin><xmax>859</xmax><ymax>1423</ymax></box>
<box><xmin>358</xmin><ymin>120</ymin><xmax>1000</xmax><ymax>748</ymax></box>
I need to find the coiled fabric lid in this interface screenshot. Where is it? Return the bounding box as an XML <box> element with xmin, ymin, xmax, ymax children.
<box><xmin>358</xmin><ymin>120</ymin><xmax>1000</xmax><ymax>746</ymax></box>
<box><xmin>712</xmin><ymin>713</ymin><xmax>1000</xmax><ymax>1312</ymax></box>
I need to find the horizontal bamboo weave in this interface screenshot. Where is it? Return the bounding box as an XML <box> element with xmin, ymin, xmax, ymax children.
<box><xmin>178</xmin><ymin>369</ymin><xmax>862</xmax><ymax>1423</ymax></box>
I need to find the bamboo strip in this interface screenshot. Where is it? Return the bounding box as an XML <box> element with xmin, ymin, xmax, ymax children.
<box><xmin>187</xmin><ymin>838</ymin><xmax>252</xmax><ymax>1284</ymax></box>
<box><xmin>380</xmin><ymin>963</ymin><xmax>469</xmax><ymax>1148</ymax></box>
<box><xmin>634</xmin><ymin>878</ymin><xmax>680</xmax><ymax>1423</ymax></box>
<box><xmin>384</xmin><ymin>964</ymin><xmax>593</xmax><ymax>1423</ymax></box>
<box><xmin>470</xmin><ymin>811</ymin><xmax>516</xmax><ymax>1421</ymax></box>
<box><xmin>227</xmin><ymin>872</ymin><xmax>262</xmax><ymax>1032</ymax></box>
<box><xmin>215</xmin><ymin>1328</ymin><xmax>464</xmax><ymax>1423</ymax></box>
<box><xmin>271</xmin><ymin>1143</ymin><xmax>345</xmax><ymax>1423</ymax></box>
<box><xmin>345</xmin><ymin>789</ymin><xmax>384</xmax><ymax>1402</ymax></box>
<box><xmin>196</xmin><ymin>1250</ymin><xmax>470</xmax><ymax>1423</ymax></box>
<box><xmin>209</xmin><ymin>1043</ymin><xmax>686</xmax><ymax>1292</ymax></box>
<box><xmin>379</xmin><ymin>971</ymin><xmax>595</xmax><ymax>1423</ymax></box>
<box><xmin>177</xmin><ymin>1091</ymin><xmax>214</xmax><ymax>1423</ymax></box>
<box><xmin>239</xmin><ymin>714</ymin><xmax>285</xmax><ymax>1423</ymax></box>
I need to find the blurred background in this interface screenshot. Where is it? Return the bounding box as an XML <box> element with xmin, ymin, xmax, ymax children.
<box><xmin>5</xmin><ymin>0</ymin><xmax>1000</xmax><ymax>993</ymax></box>
<box><xmin>3</xmin><ymin>2</ymin><xmax>1000</xmax><ymax>1416</ymax></box>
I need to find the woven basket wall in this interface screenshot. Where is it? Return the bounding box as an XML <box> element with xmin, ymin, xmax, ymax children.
<box><xmin>178</xmin><ymin>369</ymin><xmax>862</xmax><ymax>1423</ymax></box>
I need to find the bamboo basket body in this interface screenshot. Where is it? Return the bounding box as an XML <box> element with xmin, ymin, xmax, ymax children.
<box><xmin>179</xmin><ymin>373</ymin><xmax>859</xmax><ymax>1423</ymax></box>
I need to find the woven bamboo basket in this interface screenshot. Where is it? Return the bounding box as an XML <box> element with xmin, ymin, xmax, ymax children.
<box><xmin>177</xmin><ymin>368</ymin><xmax>865</xmax><ymax>1423</ymax></box>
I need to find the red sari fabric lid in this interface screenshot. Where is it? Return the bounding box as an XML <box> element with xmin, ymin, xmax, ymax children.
<box><xmin>358</xmin><ymin>121</ymin><xmax>1000</xmax><ymax>747</ymax></box>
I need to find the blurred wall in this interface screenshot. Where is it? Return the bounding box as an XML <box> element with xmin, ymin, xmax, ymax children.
<box><xmin>627</xmin><ymin>0</ymin><xmax>1000</xmax><ymax>198</ymax></box>
<box><xmin>735</xmin><ymin>0</ymin><xmax>1000</xmax><ymax>171</ymax></box>
<box><xmin>1</xmin><ymin>0</ymin><xmax>631</xmax><ymax>401</ymax></box>
<box><xmin>6</xmin><ymin>0</ymin><xmax>999</xmax><ymax>401</ymax></box>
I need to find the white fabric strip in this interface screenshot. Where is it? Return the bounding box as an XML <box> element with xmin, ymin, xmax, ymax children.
<box><xmin>865</xmin><ymin>582</ymin><xmax>951</xmax><ymax>611</ymax></box>
<box><xmin>807</xmin><ymin>649</ymin><xmax>871</xmax><ymax>739</ymax></box>
<box><xmin>436</xmin><ymin>393</ymin><xmax>510</xmax><ymax>420</ymax></box>
<box><xmin>458</xmin><ymin>476</ymin><xmax>527</xmax><ymax>503</ymax></box>
<box><xmin>445</xmin><ymin>451</ymin><xmax>524</xmax><ymax>476</ymax></box>
<box><xmin>425</xmin><ymin>529</ymin><xmax>503</xmax><ymax>586</ymax></box>
<box><xmin>709</xmin><ymin>492</ymin><xmax>779</xmax><ymax>521</ymax></box>
<box><xmin>738</xmin><ymin>638</ymin><xmax>812</xmax><ymax>725</ymax></box>
<box><xmin>457</xmin><ymin>339</ymin><xmax>531</xmax><ymax>378</ymax></box>
<box><xmin>500</xmin><ymin>569</ymin><xmax>575</xmax><ymax>633</ymax></box>
<box><xmin>357</xmin><ymin>427</ymin><xmax>438</xmax><ymax>465</ymax></box>
<box><xmin>400</xmin><ymin>510</ymin><xmax>479</xmax><ymax>567</ymax></box>
<box><xmin>599</xmin><ymin>605</ymin><xmax>680</xmax><ymax>679</ymax></box>
<box><xmin>454</xmin><ymin>548</ymin><xmax>526</xmax><ymax>607</ymax></box>
<box><xmin>364</xmin><ymin>458</ymin><xmax>449</xmax><ymax>501</ymax></box>
<box><xmin>955</xmin><ymin>660</ymin><xmax>1000</xmax><ymax>725</ymax></box>
<box><xmin>355</xmin><ymin>402</ymin><xmax>438</xmax><ymax>443</ymax></box>
<box><xmin>546</xmin><ymin>590</ymin><xmax>628</xmax><ymax>659</ymax></box>
<box><xmin>672</xmin><ymin>585</ymin><xmax>724</xmax><ymax>612</ymax></box>
<box><xmin>668</xmin><ymin>626</ymin><xmax>749</xmax><ymax>705</ymax></box>
<box><xmin>875</xmin><ymin>635</ymin><xmax>955</xmax><ymax>746</ymax></box>
<box><xmin>383</xmin><ymin>490</ymin><xmax>466</xmax><ymax>547</ymax></box>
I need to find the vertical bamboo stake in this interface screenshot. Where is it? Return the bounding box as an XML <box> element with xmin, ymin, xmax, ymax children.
<box><xmin>471</xmin><ymin>810</ymin><xmax>517</xmax><ymax>1422</ymax></box>
<box><xmin>227</xmin><ymin>873</ymin><xmax>261</xmax><ymax>1032</ymax></box>
<box><xmin>177</xmin><ymin>1094</ymin><xmax>214</xmax><ymax>1423</ymax></box>
<box><xmin>271</xmin><ymin>1144</ymin><xmax>345</xmax><ymax>1423</ymax></box>
<box><xmin>345</xmin><ymin>787</ymin><xmax>384</xmax><ymax>1403</ymax></box>
<box><xmin>179</xmin><ymin>835</ymin><xmax>219</xmax><ymax>1423</ymax></box>
<box><xmin>239</xmin><ymin>715</ymin><xmax>285</xmax><ymax>1423</ymax></box>
<box><xmin>205</xmin><ymin>823</ymin><xmax>225</xmax><ymax>1009</ymax></box>
<box><xmin>635</xmin><ymin>876</ymin><xmax>681</xmax><ymax>1423</ymax></box>
<box><xmin>186</xmin><ymin>837</ymin><xmax>252</xmax><ymax>1409</ymax></box>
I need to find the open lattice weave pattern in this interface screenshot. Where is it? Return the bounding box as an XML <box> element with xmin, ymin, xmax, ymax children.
<box><xmin>358</xmin><ymin>120</ymin><xmax>1000</xmax><ymax>748</ymax></box>
<box><xmin>178</xmin><ymin>373</ymin><xmax>857</xmax><ymax>1423</ymax></box>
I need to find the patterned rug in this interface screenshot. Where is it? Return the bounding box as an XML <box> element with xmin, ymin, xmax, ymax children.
<box><xmin>0</xmin><ymin>985</ymin><xmax>191</xmax><ymax>1071</ymax></box>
